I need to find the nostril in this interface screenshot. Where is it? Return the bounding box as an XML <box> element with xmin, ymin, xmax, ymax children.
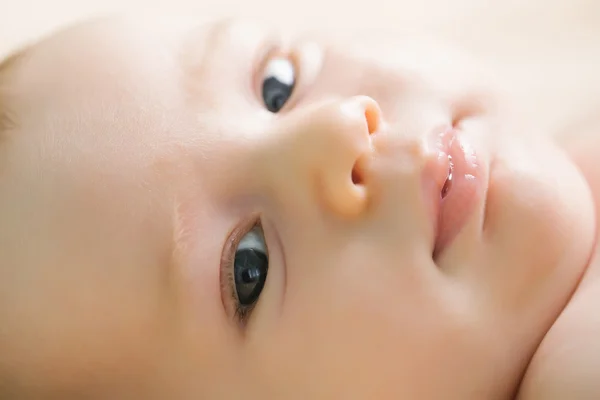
<box><xmin>351</xmin><ymin>168</ymin><xmax>362</xmax><ymax>185</ymax></box>
<box><xmin>351</xmin><ymin>155</ymin><xmax>367</xmax><ymax>186</ymax></box>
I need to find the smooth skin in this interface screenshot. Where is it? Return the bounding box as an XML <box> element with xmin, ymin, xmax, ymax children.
<box><xmin>517</xmin><ymin>118</ymin><xmax>600</xmax><ymax>399</ymax></box>
<box><xmin>0</xmin><ymin>16</ymin><xmax>596</xmax><ymax>399</ymax></box>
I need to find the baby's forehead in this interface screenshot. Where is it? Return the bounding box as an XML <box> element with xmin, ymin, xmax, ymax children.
<box><xmin>7</xmin><ymin>16</ymin><xmax>280</xmax><ymax>103</ymax></box>
<box><xmin>0</xmin><ymin>18</ymin><xmax>266</xmax><ymax>156</ymax></box>
<box><xmin>1</xmin><ymin>19</ymin><xmax>193</xmax><ymax>130</ymax></box>
<box><xmin>10</xmin><ymin>18</ymin><xmax>287</xmax><ymax>131</ymax></box>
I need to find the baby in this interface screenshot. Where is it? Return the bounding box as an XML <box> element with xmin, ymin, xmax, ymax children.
<box><xmin>0</xmin><ymin>15</ymin><xmax>598</xmax><ymax>399</ymax></box>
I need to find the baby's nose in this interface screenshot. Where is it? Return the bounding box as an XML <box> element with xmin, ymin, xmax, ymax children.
<box><xmin>275</xmin><ymin>96</ymin><xmax>382</xmax><ymax>219</ymax></box>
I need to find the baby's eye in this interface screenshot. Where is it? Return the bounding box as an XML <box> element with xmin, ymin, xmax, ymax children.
<box><xmin>261</xmin><ymin>57</ymin><xmax>296</xmax><ymax>113</ymax></box>
<box><xmin>233</xmin><ymin>225</ymin><xmax>269</xmax><ymax>310</ymax></box>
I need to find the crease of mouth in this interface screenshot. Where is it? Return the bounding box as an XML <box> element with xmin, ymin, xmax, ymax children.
<box><xmin>441</xmin><ymin>155</ymin><xmax>453</xmax><ymax>199</ymax></box>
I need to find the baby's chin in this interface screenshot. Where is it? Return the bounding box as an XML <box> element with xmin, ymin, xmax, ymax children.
<box><xmin>515</xmin><ymin>122</ymin><xmax>600</xmax><ymax>398</ymax></box>
<box><xmin>469</xmin><ymin>110</ymin><xmax>596</xmax><ymax>314</ymax></box>
<box><xmin>523</xmin><ymin>127</ymin><xmax>595</xmax><ymax>273</ymax></box>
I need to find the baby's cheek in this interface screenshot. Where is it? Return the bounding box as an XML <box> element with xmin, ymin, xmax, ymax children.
<box><xmin>0</xmin><ymin>228</ymin><xmax>173</xmax><ymax>394</ymax></box>
<box><xmin>241</xmin><ymin>268</ymin><xmax>498</xmax><ymax>399</ymax></box>
<box><xmin>2</xmin><ymin>286</ymin><xmax>167</xmax><ymax>395</ymax></box>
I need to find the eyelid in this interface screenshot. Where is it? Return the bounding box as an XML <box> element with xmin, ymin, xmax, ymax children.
<box><xmin>251</xmin><ymin>41</ymin><xmax>281</xmax><ymax>100</ymax></box>
<box><xmin>259</xmin><ymin>215</ymin><xmax>287</xmax><ymax>318</ymax></box>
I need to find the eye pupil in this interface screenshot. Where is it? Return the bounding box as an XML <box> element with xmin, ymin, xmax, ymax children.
<box><xmin>241</xmin><ymin>267</ymin><xmax>260</xmax><ymax>283</ymax></box>
<box><xmin>262</xmin><ymin>63</ymin><xmax>295</xmax><ymax>113</ymax></box>
<box><xmin>234</xmin><ymin>248</ymin><xmax>268</xmax><ymax>306</ymax></box>
<box><xmin>270</xmin><ymin>94</ymin><xmax>286</xmax><ymax>113</ymax></box>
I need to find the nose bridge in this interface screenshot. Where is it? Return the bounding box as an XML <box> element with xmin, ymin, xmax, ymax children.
<box><xmin>274</xmin><ymin>96</ymin><xmax>381</xmax><ymax>218</ymax></box>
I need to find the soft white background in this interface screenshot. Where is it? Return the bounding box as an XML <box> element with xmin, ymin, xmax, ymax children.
<box><xmin>1</xmin><ymin>0</ymin><xmax>599</xmax><ymax>131</ymax></box>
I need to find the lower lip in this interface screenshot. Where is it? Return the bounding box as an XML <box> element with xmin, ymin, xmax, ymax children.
<box><xmin>427</xmin><ymin>129</ymin><xmax>486</xmax><ymax>260</ymax></box>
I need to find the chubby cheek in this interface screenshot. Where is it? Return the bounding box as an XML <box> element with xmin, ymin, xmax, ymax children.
<box><xmin>244</xmin><ymin>254</ymin><xmax>499</xmax><ymax>398</ymax></box>
<box><xmin>1</xmin><ymin>175</ymin><xmax>177</xmax><ymax>391</ymax></box>
<box><xmin>3</xmin><ymin>251</ymin><xmax>174</xmax><ymax>394</ymax></box>
<box><xmin>5</xmin><ymin>231</ymin><xmax>173</xmax><ymax>391</ymax></box>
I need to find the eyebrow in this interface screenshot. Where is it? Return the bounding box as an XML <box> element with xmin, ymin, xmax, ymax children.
<box><xmin>181</xmin><ymin>20</ymin><xmax>227</xmax><ymax>71</ymax></box>
<box><xmin>181</xmin><ymin>20</ymin><xmax>275</xmax><ymax>92</ymax></box>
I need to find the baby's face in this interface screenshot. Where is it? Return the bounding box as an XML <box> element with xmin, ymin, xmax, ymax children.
<box><xmin>0</xmin><ymin>16</ymin><xmax>595</xmax><ymax>398</ymax></box>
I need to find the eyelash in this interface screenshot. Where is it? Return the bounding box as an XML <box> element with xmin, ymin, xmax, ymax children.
<box><xmin>220</xmin><ymin>217</ymin><xmax>264</xmax><ymax>327</ymax></box>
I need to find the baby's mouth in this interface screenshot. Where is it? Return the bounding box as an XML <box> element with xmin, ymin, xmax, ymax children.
<box><xmin>441</xmin><ymin>156</ymin><xmax>454</xmax><ymax>199</ymax></box>
<box><xmin>432</xmin><ymin>129</ymin><xmax>485</xmax><ymax>261</ymax></box>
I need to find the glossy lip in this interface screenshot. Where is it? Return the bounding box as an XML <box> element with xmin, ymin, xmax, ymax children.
<box><xmin>423</xmin><ymin>128</ymin><xmax>486</xmax><ymax>261</ymax></box>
